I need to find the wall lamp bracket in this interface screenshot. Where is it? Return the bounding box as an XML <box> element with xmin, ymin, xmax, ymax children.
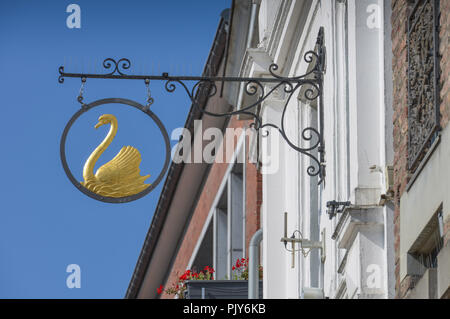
<box><xmin>326</xmin><ymin>200</ymin><xmax>351</xmax><ymax>220</ymax></box>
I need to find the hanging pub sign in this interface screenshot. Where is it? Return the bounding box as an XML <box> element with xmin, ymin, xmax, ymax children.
<box><xmin>60</xmin><ymin>96</ymin><xmax>171</xmax><ymax>203</ymax></box>
<box><xmin>58</xmin><ymin>28</ymin><xmax>326</xmax><ymax>203</ymax></box>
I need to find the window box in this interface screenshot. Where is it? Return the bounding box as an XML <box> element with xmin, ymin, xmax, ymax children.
<box><xmin>185</xmin><ymin>280</ymin><xmax>263</xmax><ymax>299</ymax></box>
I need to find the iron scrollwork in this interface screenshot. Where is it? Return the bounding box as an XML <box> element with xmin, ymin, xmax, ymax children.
<box><xmin>58</xmin><ymin>28</ymin><xmax>326</xmax><ymax>182</ymax></box>
<box><xmin>407</xmin><ymin>0</ymin><xmax>441</xmax><ymax>172</ymax></box>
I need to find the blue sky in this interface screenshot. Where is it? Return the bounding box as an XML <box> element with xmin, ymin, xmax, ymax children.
<box><xmin>0</xmin><ymin>0</ymin><xmax>229</xmax><ymax>298</ymax></box>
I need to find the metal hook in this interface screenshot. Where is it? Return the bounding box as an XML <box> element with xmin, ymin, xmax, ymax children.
<box><xmin>77</xmin><ymin>77</ymin><xmax>87</xmax><ymax>106</ymax></box>
<box><xmin>144</xmin><ymin>78</ymin><xmax>154</xmax><ymax>111</ymax></box>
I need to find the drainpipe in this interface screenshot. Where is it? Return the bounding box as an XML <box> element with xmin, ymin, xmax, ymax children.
<box><xmin>248</xmin><ymin>228</ymin><xmax>263</xmax><ymax>299</ymax></box>
<box><xmin>247</xmin><ymin>0</ymin><xmax>260</xmax><ymax>49</ymax></box>
<box><xmin>237</xmin><ymin>0</ymin><xmax>261</xmax><ymax>111</ymax></box>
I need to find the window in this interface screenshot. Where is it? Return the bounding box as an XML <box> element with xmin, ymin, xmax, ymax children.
<box><xmin>190</xmin><ymin>159</ymin><xmax>245</xmax><ymax>280</ymax></box>
<box><xmin>408</xmin><ymin>207</ymin><xmax>444</xmax><ymax>275</ymax></box>
<box><xmin>190</xmin><ymin>222</ymin><xmax>214</xmax><ymax>273</ymax></box>
<box><xmin>214</xmin><ymin>162</ymin><xmax>244</xmax><ymax>280</ymax></box>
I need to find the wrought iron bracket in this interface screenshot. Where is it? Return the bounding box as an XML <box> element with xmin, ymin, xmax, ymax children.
<box><xmin>59</xmin><ymin>27</ymin><xmax>326</xmax><ymax>183</ymax></box>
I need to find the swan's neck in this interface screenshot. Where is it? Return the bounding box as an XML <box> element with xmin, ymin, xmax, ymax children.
<box><xmin>83</xmin><ymin>118</ymin><xmax>117</xmax><ymax>181</ymax></box>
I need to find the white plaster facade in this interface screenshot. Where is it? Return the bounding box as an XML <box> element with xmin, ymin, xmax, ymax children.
<box><xmin>237</xmin><ymin>0</ymin><xmax>395</xmax><ymax>299</ymax></box>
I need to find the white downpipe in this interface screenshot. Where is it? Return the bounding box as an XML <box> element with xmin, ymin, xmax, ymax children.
<box><xmin>248</xmin><ymin>228</ymin><xmax>263</xmax><ymax>299</ymax></box>
<box><xmin>237</xmin><ymin>0</ymin><xmax>261</xmax><ymax>111</ymax></box>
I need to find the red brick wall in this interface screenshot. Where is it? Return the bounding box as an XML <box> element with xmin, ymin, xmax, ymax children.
<box><xmin>441</xmin><ymin>0</ymin><xmax>450</xmax><ymax>252</ymax></box>
<box><xmin>391</xmin><ymin>0</ymin><xmax>409</xmax><ymax>298</ymax></box>
<box><xmin>245</xmin><ymin>169</ymin><xmax>262</xmax><ymax>254</ymax></box>
<box><xmin>160</xmin><ymin>116</ymin><xmax>261</xmax><ymax>298</ymax></box>
<box><xmin>444</xmin><ymin>215</ymin><xmax>450</xmax><ymax>247</ymax></box>
<box><xmin>440</xmin><ymin>0</ymin><xmax>450</xmax><ymax>128</ymax></box>
<box><xmin>391</xmin><ymin>0</ymin><xmax>449</xmax><ymax>298</ymax></box>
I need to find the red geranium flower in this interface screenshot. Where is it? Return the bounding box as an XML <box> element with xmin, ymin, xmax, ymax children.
<box><xmin>205</xmin><ymin>266</ymin><xmax>215</xmax><ymax>273</ymax></box>
<box><xmin>157</xmin><ymin>285</ymin><xmax>164</xmax><ymax>294</ymax></box>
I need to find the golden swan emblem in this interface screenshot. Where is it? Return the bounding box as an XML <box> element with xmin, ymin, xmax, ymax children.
<box><xmin>81</xmin><ymin>114</ymin><xmax>150</xmax><ymax>197</ymax></box>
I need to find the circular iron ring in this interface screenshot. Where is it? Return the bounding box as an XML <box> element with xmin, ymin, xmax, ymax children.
<box><xmin>60</xmin><ymin>98</ymin><xmax>171</xmax><ymax>203</ymax></box>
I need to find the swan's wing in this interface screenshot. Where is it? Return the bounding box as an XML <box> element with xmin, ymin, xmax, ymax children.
<box><xmin>95</xmin><ymin>146</ymin><xmax>149</xmax><ymax>184</ymax></box>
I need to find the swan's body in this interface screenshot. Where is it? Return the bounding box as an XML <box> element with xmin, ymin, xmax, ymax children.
<box><xmin>81</xmin><ymin>114</ymin><xmax>150</xmax><ymax>197</ymax></box>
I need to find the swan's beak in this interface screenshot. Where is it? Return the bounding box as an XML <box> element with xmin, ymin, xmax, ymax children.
<box><xmin>94</xmin><ymin>121</ymin><xmax>103</xmax><ymax>129</ymax></box>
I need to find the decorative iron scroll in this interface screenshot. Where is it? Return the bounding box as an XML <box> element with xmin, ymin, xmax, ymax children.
<box><xmin>59</xmin><ymin>28</ymin><xmax>326</xmax><ymax>191</ymax></box>
<box><xmin>407</xmin><ymin>0</ymin><xmax>440</xmax><ymax>172</ymax></box>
